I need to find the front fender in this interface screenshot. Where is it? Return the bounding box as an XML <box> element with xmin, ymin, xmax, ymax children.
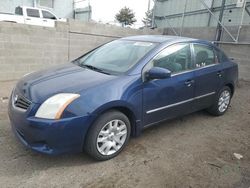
<box><xmin>92</xmin><ymin>100</ymin><xmax>140</xmax><ymax>119</ymax></box>
<box><xmin>63</xmin><ymin>75</ymin><xmax>143</xmax><ymax>121</ymax></box>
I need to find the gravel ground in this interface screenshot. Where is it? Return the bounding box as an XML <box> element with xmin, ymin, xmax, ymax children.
<box><xmin>0</xmin><ymin>80</ymin><xmax>249</xmax><ymax>188</ymax></box>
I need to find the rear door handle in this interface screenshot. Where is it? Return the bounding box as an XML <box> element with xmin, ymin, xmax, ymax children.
<box><xmin>43</xmin><ymin>20</ymin><xmax>47</xmax><ymax>22</ymax></box>
<box><xmin>26</xmin><ymin>18</ymin><xmax>31</xmax><ymax>20</ymax></box>
<box><xmin>217</xmin><ymin>71</ymin><xmax>223</xmax><ymax>77</ymax></box>
<box><xmin>185</xmin><ymin>80</ymin><xmax>194</xmax><ymax>87</ymax></box>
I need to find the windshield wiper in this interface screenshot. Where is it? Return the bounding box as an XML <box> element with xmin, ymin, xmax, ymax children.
<box><xmin>81</xmin><ymin>64</ymin><xmax>111</xmax><ymax>75</ymax></box>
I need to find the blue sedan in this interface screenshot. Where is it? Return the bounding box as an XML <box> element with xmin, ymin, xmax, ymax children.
<box><xmin>8</xmin><ymin>35</ymin><xmax>238</xmax><ymax>160</ymax></box>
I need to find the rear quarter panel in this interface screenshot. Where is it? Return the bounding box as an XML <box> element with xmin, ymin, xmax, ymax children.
<box><xmin>222</xmin><ymin>60</ymin><xmax>238</xmax><ymax>92</ymax></box>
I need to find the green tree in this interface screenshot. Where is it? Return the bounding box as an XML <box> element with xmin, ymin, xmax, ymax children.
<box><xmin>115</xmin><ymin>7</ymin><xmax>137</xmax><ymax>26</ymax></box>
<box><xmin>142</xmin><ymin>9</ymin><xmax>153</xmax><ymax>27</ymax></box>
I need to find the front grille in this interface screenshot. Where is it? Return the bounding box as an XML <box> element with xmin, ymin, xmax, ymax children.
<box><xmin>13</xmin><ymin>94</ymin><xmax>32</xmax><ymax>110</ymax></box>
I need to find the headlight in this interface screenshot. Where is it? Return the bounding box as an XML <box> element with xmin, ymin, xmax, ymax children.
<box><xmin>35</xmin><ymin>93</ymin><xmax>80</xmax><ymax>119</ymax></box>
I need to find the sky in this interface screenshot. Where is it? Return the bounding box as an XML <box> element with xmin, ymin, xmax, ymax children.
<box><xmin>74</xmin><ymin>0</ymin><xmax>154</xmax><ymax>28</ymax></box>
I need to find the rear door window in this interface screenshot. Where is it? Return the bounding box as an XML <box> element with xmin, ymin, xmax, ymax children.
<box><xmin>193</xmin><ymin>44</ymin><xmax>216</xmax><ymax>68</ymax></box>
<box><xmin>26</xmin><ymin>9</ymin><xmax>40</xmax><ymax>18</ymax></box>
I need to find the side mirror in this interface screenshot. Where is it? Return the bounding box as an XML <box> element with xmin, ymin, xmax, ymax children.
<box><xmin>145</xmin><ymin>67</ymin><xmax>171</xmax><ymax>81</ymax></box>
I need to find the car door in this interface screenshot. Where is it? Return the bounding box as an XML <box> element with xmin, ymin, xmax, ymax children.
<box><xmin>41</xmin><ymin>10</ymin><xmax>56</xmax><ymax>27</ymax></box>
<box><xmin>142</xmin><ymin>43</ymin><xmax>196</xmax><ymax>126</ymax></box>
<box><xmin>191</xmin><ymin>43</ymin><xmax>224</xmax><ymax>110</ymax></box>
<box><xmin>25</xmin><ymin>8</ymin><xmax>43</xmax><ymax>26</ymax></box>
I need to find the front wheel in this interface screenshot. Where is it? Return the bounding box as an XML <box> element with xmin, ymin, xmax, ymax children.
<box><xmin>207</xmin><ymin>86</ymin><xmax>232</xmax><ymax>116</ymax></box>
<box><xmin>84</xmin><ymin>110</ymin><xmax>131</xmax><ymax>161</ymax></box>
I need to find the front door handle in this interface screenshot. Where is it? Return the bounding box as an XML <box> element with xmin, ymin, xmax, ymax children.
<box><xmin>185</xmin><ymin>80</ymin><xmax>194</xmax><ymax>87</ymax></box>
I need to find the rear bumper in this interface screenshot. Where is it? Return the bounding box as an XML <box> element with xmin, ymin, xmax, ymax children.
<box><xmin>8</xmin><ymin>102</ymin><xmax>93</xmax><ymax>155</ymax></box>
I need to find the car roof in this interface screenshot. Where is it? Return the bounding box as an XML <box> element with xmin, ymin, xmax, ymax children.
<box><xmin>18</xmin><ymin>6</ymin><xmax>38</xmax><ymax>9</ymax></box>
<box><xmin>18</xmin><ymin>6</ymin><xmax>51</xmax><ymax>11</ymax></box>
<box><xmin>121</xmin><ymin>35</ymin><xmax>198</xmax><ymax>44</ymax></box>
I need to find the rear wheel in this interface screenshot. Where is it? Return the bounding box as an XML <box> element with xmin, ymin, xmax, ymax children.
<box><xmin>207</xmin><ymin>86</ymin><xmax>231</xmax><ymax>116</ymax></box>
<box><xmin>84</xmin><ymin>110</ymin><xmax>131</xmax><ymax>160</ymax></box>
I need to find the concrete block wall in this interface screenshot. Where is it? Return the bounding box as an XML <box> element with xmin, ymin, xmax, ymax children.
<box><xmin>220</xmin><ymin>44</ymin><xmax>250</xmax><ymax>81</ymax></box>
<box><xmin>0</xmin><ymin>20</ymin><xmax>161</xmax><ymax>81</ymax></box>
<box><xmin>68</xmin><ymin>20</ymin><xmax>161</xmax><ymax>60</ymax></box>
<box><xmin>0</xmin><ymin>22</ymin><xmax>68</xmax><ymax>81</ymax></box>
<box><xmin>163</xmin><ymin>25</ymin><xmax>250</xmax><ymax>42</ymax></box>
<box><xmin>0</xmin><ymin>21</ymin><xmax>249</xmax><ymax>81</ymax></box>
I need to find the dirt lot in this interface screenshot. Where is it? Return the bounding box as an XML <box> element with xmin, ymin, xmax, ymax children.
<box><xmin>0</xmin><ymin>80</ymin><xmax>249</xmax><ymax>188</ymax></box>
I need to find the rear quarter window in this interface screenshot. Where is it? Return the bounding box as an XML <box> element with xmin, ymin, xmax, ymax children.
<box><xmin>15</xmin><ymin>7</ymin><xmax>23</xmax><ymax>15</ymax></box>
<box><xmin>215</xmin><ymin>48</ymin><xmax>229</xmax><ymax>63</ymax></box>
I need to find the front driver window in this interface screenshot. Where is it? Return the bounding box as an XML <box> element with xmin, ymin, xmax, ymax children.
<box><xmin>150</xmin><ymin>43</ymin><xmax>192</xmax><ymax>74</ymax></box>
<box><xmin>42</xmin><ymin>10</ymin><xmax>57</xmax><ymax>20</ymax></box>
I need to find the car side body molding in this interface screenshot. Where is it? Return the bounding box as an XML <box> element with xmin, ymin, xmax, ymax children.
<box><xmin>146</xmin><ymin>92</ymin><xmax>216</xmax><ymax>114</ymax></box>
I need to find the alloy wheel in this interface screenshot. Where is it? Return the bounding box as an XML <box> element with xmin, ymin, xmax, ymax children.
<box><xmin>218</xmin><ymin>90</ymin><xmax>231</xmax><ymax>113</ymax></box>
<box><xmin>96</xmin><ymin>119</ymin><xmax>127</xmax><ymax>156</ymax></box>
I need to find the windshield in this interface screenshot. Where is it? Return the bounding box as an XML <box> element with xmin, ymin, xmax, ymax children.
<box><xmin>73</xmin><ymin>40</ymin><xmax>157</xmax><ymax>74</ymax></box>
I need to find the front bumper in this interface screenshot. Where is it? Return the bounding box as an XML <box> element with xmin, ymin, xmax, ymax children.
<box><xmin>8</xmin><ymin>99</ymin><xmax>93</xmax><ymax>155</ymax></box>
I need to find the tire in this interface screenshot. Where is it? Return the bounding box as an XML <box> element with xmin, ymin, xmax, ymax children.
<box><xmin>207</xmin><ymin>86</ymin><xmax>232</xmax><ymax>116</ymax></box>
<box><xmin>84</xmin><ymin>110</ymin><xmax>131</xmax><ymax>161</ymax></box>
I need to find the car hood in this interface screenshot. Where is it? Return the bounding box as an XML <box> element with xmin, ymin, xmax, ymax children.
<box><xmin>15</xmin><ymin>63</ymin><xmax>116</xmax><ymax>103</ymax></box>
